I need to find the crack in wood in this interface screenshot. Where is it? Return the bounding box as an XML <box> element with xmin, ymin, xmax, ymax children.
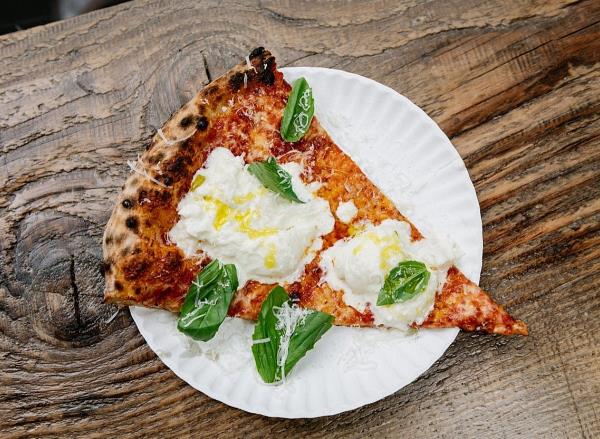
<box><xmin>69</xmin><ymin>255</ymin><xmax>82</xmax><ymax>328</ymax></box>
<box><xmin>201</xmin><ymin>52</ymin><xmax>212</xmax><ymax>83</ymax></box>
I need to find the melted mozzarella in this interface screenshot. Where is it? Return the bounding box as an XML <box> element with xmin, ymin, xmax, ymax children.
<box><xmin>319</xmin><ymin>219</ymin><xmax>457</xmax><ymax>329</ymax></box>
<box><xmin>169</xmin><ymin>147</ymin><xmax>335</xmax><ymax>286</ymax></box>
<box><xmin>335</xmin><ymin>200</ymin><xmax>358</xmax><ymax>223</ymax></box>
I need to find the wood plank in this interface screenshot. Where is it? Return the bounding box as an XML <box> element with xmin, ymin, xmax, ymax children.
<box><xmin>0</xmin><ymin>0</ymin><xmax>598</xmax><ymax>437</ymax></box>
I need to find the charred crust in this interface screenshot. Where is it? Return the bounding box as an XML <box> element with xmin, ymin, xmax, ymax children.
<box><xmin>104</xmin><ymin>235</ymin><xmax>113</xmax><ymax>245</ymax></box>
<box><xmin>138</xmin><ymin>188</ymin><xmax>171</xmax><ymax>206</ymax></box>
<box><xmin>166</xmin><ymin>155</ymin><xmax>191</xmax><ymax>178</ymax></box>
<box><xmin>180</xmin><ymin>115</ymin><xmax>194</xmax><ymax>128</ymax></box>
<box><xmin>160</xmin><ymin>190</ymin><xmax>172</xmax><ymax>203</ymax></box>
<box><xmin>164</xmin><ymin>252</ymin><xmax>184</xmax><ymax>271</ymax></box>
<box><xmin>258</xmin><ymin>56</ymin><xmax>275</xmax><ymax>85</ymax></box>
<box><xmin>229</xmin><ymin>71</ymin><xmax>245</xmax><ymax>91</ymax></box>
<box><xmin>100</xmin><ymin>260</ymin><xmax>111</xmax><ymax>275</ymax></box>
<box><xmin>163</xmin><ymin>155</ymin><xmax>191</xmax><ymax>186</ymax></box>
<box><xmin>162</xmin><ymin>176</ymin><xmax>173</xmax><ymax>186</ymax></box>
<box><xmin>137</xmin><ymin>189</ymin><xmax>148</xmax><ymax>203</ymax></box>
<box><xmin>178</xmin><ymin>138</ymin><xmax>191</xmax><ymax>150</ymax></box>
<box><xmin>121</xmin><ymin>199</ymin><xmax>133</xmax><ymax>209</ymax></box>
<box><xmin>125</xmin><ymin>216</ymin><xmax>139</xmax><ymax>231</ymax></box>
<box><xmin>249</xmin><ymin>47</ymin><xmax>265</xmax><ymax>59</ymax></box>
<box><xmin>205</xmin><ymin>85</ymin><xmax>219</xmax><ymax>95</ymax></box>
<box><xmin>114</xmin><ymin>281</ymin><xmax>123</xmax><ymax>291</ymax></box>
<box><xmin>260</xmin><ymin>68</ymin><xmax>275</xmax><ymax>85</ymax></box>
<box><xmin>134</xmin><ymin>287</ymin><xmax>142</xmax><ymax>295</ymax></box>
<box><xmin>123</xmin><ymin>258</ymin><xmax>150</xmax><ymax>280</ymax></box>
<box><xmin>149</xmin><ymin>152</ymin><xmax>165</xmax><ymax>165</ymax></box>
<box><xmin>196</xmin><ymin>116</ymin><xmax>209</xmax><ymax>131</ymax></box>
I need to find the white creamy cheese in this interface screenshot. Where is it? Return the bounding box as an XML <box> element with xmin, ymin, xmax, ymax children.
<box><xmin>319</xmin><ymin>219</ymin><xmax>457</xmax><ymax>329</ymax></box>
<box><xmin>169</xmin><ymin>147</ymin><xmax>335</xmax><ymax>286</ymax></box>
<box><xmin>335</xmin><ymin>200</ymin><xmax>358</xmax><ymax>223</ymax></box>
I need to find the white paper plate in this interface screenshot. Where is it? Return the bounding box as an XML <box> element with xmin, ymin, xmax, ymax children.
<box><xmin>131</xmin><ymin>67</ymin><xmax>483</xmax><ymax>418</ymax></box>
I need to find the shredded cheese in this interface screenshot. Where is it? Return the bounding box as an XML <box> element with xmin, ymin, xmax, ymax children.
<box><xmin>104</xmin><ymin>308</ymin><xmax>120</xmax><ymax>324</ymax></box>
<box><xmin>157</xmin><ymin>127</ymin><xmax>196</xmax><ymax>146</ymax></box>
<box><xmin>252</xmin><ymin>337</ymin><xmax>271</xmax><ymax>345</ymax></box>
<box><xmin>273</xmin><ymin>302</ymin><xmax>311</xmax><ymax>382</ymax></box>
<box><xmin>179</xmin><ymin>311</ymin><xmax>206</xmax><ymax>328</ymax></box>
<box><xmin>127</xmin><ymin>158</ymin><xmax>167</xmax><ymax>188</ymax></box>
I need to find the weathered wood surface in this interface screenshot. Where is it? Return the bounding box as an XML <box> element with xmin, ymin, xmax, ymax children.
<box><xmin>1</xmin><ymin>0</ymin><xmax>599</xmax><ymax>437</ymax></box>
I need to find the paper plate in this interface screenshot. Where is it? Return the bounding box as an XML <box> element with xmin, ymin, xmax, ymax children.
<box><xmin>131</xmin><ymin>67</ymin><xmax>483</xmax><ymax>418</ymax></box>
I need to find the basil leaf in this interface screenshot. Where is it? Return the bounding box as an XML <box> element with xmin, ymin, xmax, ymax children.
<box><xmin>177</xmin><ymin>259</ymin><xmax>238</xmax><ymax>341</ymax></box>
<box><xmin>252</xmin><ymin>286</ymin><xmax>333</xmax><ymax>383</ymax></box>
<box><xmin>280</xmin><ymin>77</ymin><xmax>314</xmax><ymax>142</ymax></box>
<box><xmin>281</xmin><ymin>310</ymin><xmax>333</xmax><ymax>379</ymax></box>
<box><xmin>247</xmin><ymin>157</ymin><xmax>304</xmax><ymax>203</ymax></box>
<box><xmin>376</xmin><ymin>261</ymin><xmax>431</xmax><ymax>306</ymax></box>
<box><xmin>251</xmin><ymin>285</ymin><xmax>288</xmax><ymax>383</ymax></box>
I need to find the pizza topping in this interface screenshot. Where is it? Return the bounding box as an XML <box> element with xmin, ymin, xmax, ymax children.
<box><xmin>280</xmin><ymin>77</ymin><xmax>314</xmax><ymax>142</ymax></box>
<box><xmin>252</xmin><ymin>337</ymin><xmax>271</xmax><ymax>345</ymax></box>
<box><xmin>320</xmin><ymin>219</ymin><xmax>457</xmax><ymax>329</ymax></box>
<box><xmin>247</xmin><ymin>157</ymin><xmax>304</xmax><ymax>203</ymax></box>
<box><xmin>177</xmin><ymin>259</ymin><xmax>238</xmax><ymax>341</ymax></box>
<box><xmin>169</xmin><ymin>147</ymin><xmax>334</xmax><ymax>286</ymax></box>
<box><xmin>252</xmin><ymin>286</ymin><xmax>333</xmax><ymax>384</ymax></box>
<box><xmin>127</xmin><ymin>158</ymin><xmax>167</xmax><ymax>188</ymax></box>
<box><xmin>335</xmin><ymin>200</ymin><xmax>358</xmax><ymax>223</ymax></box>
<box><xmin>156</xmin><ymin>127</ymin><xmax>195</xmax><ymax>146</ymax></box>
<box><xmin>377</xmin><ymin>261</ymin><xmax>431</xmax><ymax>306</ymax></box>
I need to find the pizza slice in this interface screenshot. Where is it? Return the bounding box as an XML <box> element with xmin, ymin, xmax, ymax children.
<box><xmin>103</xmin><ymin>47</ymin><xmax>527</xmax><ymax>336</ymax></box>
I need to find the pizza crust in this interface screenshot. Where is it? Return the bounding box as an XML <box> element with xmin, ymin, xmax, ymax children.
<box><xmin>103</xmin><ymin>48</ymin><xmax>277</xmax><ymax>312</ymax></box>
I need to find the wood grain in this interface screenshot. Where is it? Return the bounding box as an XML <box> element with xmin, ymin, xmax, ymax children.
<box><xmin>0</xmin><ymin>0</ymin><xmax>598</xmax><ymax>437</ymax></box>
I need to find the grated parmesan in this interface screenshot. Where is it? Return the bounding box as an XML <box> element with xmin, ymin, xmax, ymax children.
<box><xmin>252</xmin><ymin>337</ymin><xmax>271</xmax><ymax>345</ymax></box>
<box><xmin>272</xmin><ymin>302</ymin><xmax>311</xmax><ymax>382</ymax></box>
<box><xmin>245</xmin><ymin>55</ymin><xmax>256</xmax><ymax>72</ymax></box>
<box><xmin>179</xmin><ymin>309</ymin><xmax>209</xmax><ymax>328</ymax></box>
<box><xmin>104</xmin><ymin>308</ymin><xmax>120</xmax><ymax>324</ymax></box>
<box><xmin>157</xmin><ymin>127</ymin><xmax>196</xmax><ymax>146</ymax></box>
<box><xmin>127</xmin><ymin>158</ymin><xmax>167</xmax><ymax>188</ymax></box>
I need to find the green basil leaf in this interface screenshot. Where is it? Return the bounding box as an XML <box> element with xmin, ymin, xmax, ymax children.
<box><xmin>247</xmin><ymin>157</ymin><xmax>304</xmax><ymax>203</ymax></box>
<box><xmin>252</xmin><ymin>286</ymin><xmax>333</xmax><ymax>383</ymax></box>
<box><xmin>251</xmin><ymin>285</ymin><xmax>288</xmax><ymax>383</ymax></box>
<box><xmin>281</xmin><ymin>310</ymin><xmax>333</xmax><ymax>379</ymax></box>
<box><xmin>280</xmin><ymin>77</ymin><xmax>314</xmax><ymax>142</ymax></box>
<box><xmin>376</xmin><ymin>260</ymin><xmax>431</xmax><ymax>306</ymax></box>
<box><xmin>177</xmin><ymin>259</ymin><xmax>238</xmax><ymax>341</ymax></box>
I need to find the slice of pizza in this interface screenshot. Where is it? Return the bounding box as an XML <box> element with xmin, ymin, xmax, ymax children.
<box><xmin>102</xmin><ymin>47</ymin><xmax>527</xmax><ymax>336</ymax></box>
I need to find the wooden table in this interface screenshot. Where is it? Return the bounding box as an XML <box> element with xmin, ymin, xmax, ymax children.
<box><xmin>1</xmin><ymin>0</ymin><xmax>599</xmax><ymax>437</ymax></box>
